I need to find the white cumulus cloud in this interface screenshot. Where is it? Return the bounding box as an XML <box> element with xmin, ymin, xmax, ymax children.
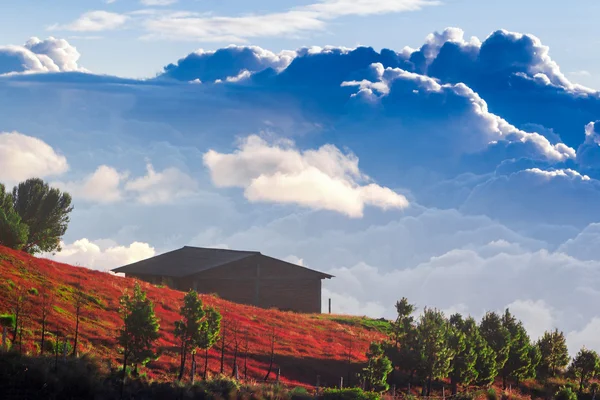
<box><xmin>203</xmin><ymin>135</ymin><xmax>409</xmax><ymax>217</ymax></box>
<box><xmin>124</xmin><ymin>163</ymin><xmax>199</xmax><ymax>205</ymax></box>
<box><xmin>0</xmin><ymin>37</ymin><xmax>85</xmax><ymax>75</ymax></box>
<box><xmin>53</xmin><ymin>165</ymin><xmax>126</xmax><ymax>204</ymax></box>
<box><xmin>44</xmin><ymin>238</ymin><xmax>155</xmax><ymax>271</ymax></box>
<box><xmin>0</xmin><ymin>131</ymin><xmax>68</xmax><ymax>184</ymax></box>
<box><xmin>53</xmin><ymin>163</ymin><xmax>198</xmax><ymax>205</ymax></box>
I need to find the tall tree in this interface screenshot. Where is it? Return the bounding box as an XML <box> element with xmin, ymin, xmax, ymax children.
<box><xmin>537</xmin><ymin>329</ymin><xmax>570</xmax><ymax>377</ymax></box>
<box><xmin>503</xmin><ymin>318</ymin><xmax>535</xmax><ymax>386</ymax></box>
<box><xmin>448</xmin><ymin>314</ymin><xmax>478</xmax><ymax>394</ymax></box>
<box><xmin>480</xmin><ymin>311</ymin><xmax>511</xmax><ymax>378</ymax></box>
<box><xmin>500</xmin><ymin>310</ymin><xmax>530</xmax><ymax>387</ymax></box>
<box><xmin>570</xmin><ymin>348</ymin><xmax>600</xmax><ymax>393</ymax></box>
<box><xmin>39</xmin><ymin>283</ymin><xmax>54</xmax><ymax>355</ymax></box>
<box><xmin>174</xmin><ymin>290</ymin><xmax>206</xmax><ymax>381</ymax></box>
<box><xmin>9</xmin><ymin>286</ymin><xmax>28</xmax><ymax>345</ymax></box>
<box><xmin>118</xmin><ymin>282</ymin><xmax>160</xmax><ymax>386</ymax></box>
<box><xmin>0</xmin><ymin>183</ymin><xmax>28</xmax><ymax>250</ymax></box>
<box><xmin>363</xmin><ymin>342</ymin><xmax>393</xmax><ymax>392</ymax></box>
<box><xmin>10</xmin><ymin>178</ymin><xmax>73</xmax><ymax>254</ymax></box>
<box><xmin>385</xmin><ymin>297</ymin><xmax>418</xmax><ymax>385</ymax></box>
<box><xmin>414</xmin><ymin>308</ymin><xmax>455</xmax><ymax>396</ymax></box>
<box><xmin>72</xmin><ymin>283</ymin><xmax>85</xmax><ymax>357</ymax></box>
<box><xmin>198</xmin><ymin>306</ymin><xmax>221</xmax><ymax>379</ymax></box>
<box><xmin>469</xmin><ymin>317</ymin><xmax>497</xmax><ymax>387</ymax></box>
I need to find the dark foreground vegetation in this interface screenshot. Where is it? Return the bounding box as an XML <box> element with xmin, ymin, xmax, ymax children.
<box><xmin>0</xmin><ymin>351</ymin><xmax>381</xmax><ymax>400</ymax></box>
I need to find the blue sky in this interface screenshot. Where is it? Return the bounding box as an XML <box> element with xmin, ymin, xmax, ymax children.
<box><xmin>2</xmin><ymin>0</ymin><xmax>600</xmax><ymax>354</ymax></box>
<box><xmin>1</xmin><ymin>0</ymin><xmax>599</xmax><ymax>88</ymax></box>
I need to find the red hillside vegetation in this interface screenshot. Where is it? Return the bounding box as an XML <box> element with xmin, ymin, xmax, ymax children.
<box><xmin>0</xmin><ymin>245</ymin><xmax>387</xmax><ymax>388</ymax></box>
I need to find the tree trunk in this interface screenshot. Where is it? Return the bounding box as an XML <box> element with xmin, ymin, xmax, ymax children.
<box><xmin>178</xmin><ymin>339</ymin><xmax>187</xmax><ymax>381</ymax></box>
<box><xmin>191</xmin><ymin>352</ymin><xmax>196</xmax><ymax>384</ymax></box>
<box><xmin>120</xmin><ymin>350</ymin><xmax>128</xmax><ymax>400</ymax></box>
<box><xmin>204</xmin><ymin>347</ymin><xmax>209</xmax><ymax>379</ymax></box>
<box><xmin>2</xmin><ymin>326</ymin><xmax>6</xmax><ymax>351</ymax></box>
<box><xmin>231</xmin><ymin>344</ymin><xmax>238</xmax><ymax>377</ymax></box>
<box><xmin>18</xmin><ymin>326</ymin><xmax>23</xmax><ymax>354</ymax></box>
<box><xmin>72</xmin><ymin>307</ymin><xmax>80</xmax><ymax>357</ymax></box>
<box><xmin>220</xmin><ymin>329</ymin><xmax>225</xmax><ymax>374</ymax></box>
<box><xmin>40</xmin><ymin>319</ymin><xmax>46</xmax><ymax>355</ymax></box>
<box><xmin>451</xmin><ymin>378</ymin><xmax>458</xmax><ymax>395</ymax></box>
<box><xmin>427</xmin><ymin>376</ymin><xmax>433</xmax><ymax>396</ymax></box>
<box><xmin>502</xmin><ymin>374</ymin><xmax>507</xmax><ymax>390</ymax></box>
<box><xmin>11</xmin><ymin>308</ymin><xmax>19</xmax><ymax>344</ymax></box>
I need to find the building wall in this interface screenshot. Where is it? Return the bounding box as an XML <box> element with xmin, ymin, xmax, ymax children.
<box><xmin>127</xmin><ymin>255</ymin><xmax>325</xmax><ymax>313</ymax></box>
<box><xmin>178</xmin><ymin>255</ymin><xmax>324</xmax><ymax>313</ymax></box>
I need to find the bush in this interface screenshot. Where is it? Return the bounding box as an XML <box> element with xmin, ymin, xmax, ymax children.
<box><xmin>290</xmin><ymin>386</ymin><xmax>313</xmax><ymax>400</ymax></box>
<box><xmin>321</xmin><ymin>387</ymin><xmax>380</xmax><ymax>400</ymax></box>
<box><xmin>43</xmin><ymin>336</ymin><xmax>73</xmax><ymax>355</ymax></box>
<box><xmin>199</xmin><ymin>374</ymin><xmax>241</xmax><ymax>399</ymax></box>
<box><xmin>0</xmin><ymin>313</ymin><xmax>16</xmax><ymax>329</ymax></box>
<box><xmin>486</xmin><ymin>388</ymin><xmax>498</xmax><ymax>400</ymax></box>
<box><xmin>28</xmin><ymin>287</ymin><xmax>38</xmax><ymax>296</ymax></box>
<box><xmin>455</xmin><ymin>392</ymin><xmax>475</xmax><ymax>400</ymax></box>
<box><xmin>555</xmin><ymin>386</ymin><xmax>578</xmax><ymax>400</ymax></box>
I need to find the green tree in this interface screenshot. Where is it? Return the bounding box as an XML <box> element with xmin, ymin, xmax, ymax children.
<box><xmin>198</xmin><ymin>305</ymin><xmax>222</xmax><ymax>379</ymax></box>
<box><xmin>174</xmin><ymin>290</ymin><xmax>206</xmax><ymax>381</ymax></box>
<box><xmin>384</xmin><ymin>297</ymin><xmax>418</xmax><ymax>385</ymax></box>
<box><xmin>569</xmin><ymin>348</ymin><xmax>600</xmax><ymax>393</ymax></box>
<box><xmin>537</xmin><ymin>329</ymin><xmax>570</xmax><ymax>377</ymax></box>
<box><xmin>118</xmin><ymin>282</ymin><xmax>160</xmax><ymax>383</ymax></box>
<box><xmin>501</xmin><ymin>310</ymin><xmax>532</xmax><ymax>387</ymax></box>
<box><xmin>471</xmin><ymin>317</ymin><xmax>498</xmax><ymax>387</ymax></box>
<box><xmin>448</xmin><ymin>314</ymin><xmax>478</xmax><ymax>394</ymax></box>
<box><xmin>480</xmin><ymin>311</ymin><xmax>511</xmax><ymax>379</ymax></box>
<box><xmin>363</xmin><ymin>342</ymin><xmax>393</xmax><ymax>392</ymax></box>
<box><xmin>0</xmin><ymin>184</ymin><xmax>28</xmax><ymax>250</ymax></box>
<box><xmin>414</xmin><ymin>308</ymin><xmax>455</xmax><ymax>396</ymax></box>
<box><xmin>10</xmin><ymin>178</ymin><xmax>73</xmax><ymax>254</ymax></box>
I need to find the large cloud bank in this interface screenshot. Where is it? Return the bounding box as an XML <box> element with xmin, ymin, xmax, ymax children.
<box><xmin>1</xmin><ymin>27</ymin><xmax>600</xmax><ymax>354</ymax></box>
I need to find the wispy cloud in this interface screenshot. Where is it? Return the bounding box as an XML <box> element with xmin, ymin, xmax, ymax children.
<box><xmin>140</xmin><ymin>0</ymin><xmax>178</xmax><ymax>5</ymax></box>
<box><xmin>48</xmin><ymin>11</ymin><xmax>129</xmax><ymax>32</ymax></box>
<box><xmin>52</xmin><ymin>0</ymin><xmax>438</xmax><ymax>40</ymax></box>
<box><xmin>143</xmin><ymin>0</ymin><xmax>440</xmax><ymax>41</ymax></box>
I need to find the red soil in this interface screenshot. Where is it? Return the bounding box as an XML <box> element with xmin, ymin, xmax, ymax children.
<box><xmin>0</xmin><ymin>245</ymin><xmax>385</xmax><ymax>388</ymax></box>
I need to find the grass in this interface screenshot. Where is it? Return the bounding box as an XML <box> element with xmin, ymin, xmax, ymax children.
<box><xmin>328</xmin><ymin>316</ymin><xmax>393</xmax><ymax>335</ymax></box>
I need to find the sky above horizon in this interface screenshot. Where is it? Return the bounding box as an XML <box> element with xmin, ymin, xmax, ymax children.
<box><xmin>2</xmin><ymin>0</ymin><xmax>600</xmax><ymax>356</ymax></box>
<box><xmin>1</xmin><ymin>0</ymin><xmax>599</xmax><ymax>88</ymax></box>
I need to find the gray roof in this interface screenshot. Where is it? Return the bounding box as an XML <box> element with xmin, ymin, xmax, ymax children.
<box><xmin>111</xmin><ymin>246</ymin><xmax>333</xmax><ymax>279</ymax></box>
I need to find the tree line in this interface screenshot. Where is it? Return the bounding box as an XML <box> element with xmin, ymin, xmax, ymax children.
<box><xmin>361</xmin><ymin>297</ymin><xmax>599</xmax><ymax>397</ymax></box>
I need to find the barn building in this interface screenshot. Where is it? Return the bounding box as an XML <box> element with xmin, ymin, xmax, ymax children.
<box><xmin>111</xmin><ymin>246</ymin><xmax>333</xmax><ymax>313</ymax></box>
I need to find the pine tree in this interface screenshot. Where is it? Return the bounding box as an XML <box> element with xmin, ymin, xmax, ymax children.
<box><xmin>118</xmin><ymin>282</ymin><xmax>160</xmax><ymax>384</ymax></box>
<box><xmin>537</xmin><ymin>329</ymin><xmax>570</xmax><ymax>377</ymax></box>
<box><xmin>480</xmin><ymin>311</ymin><xmax>511</xmax><ymax>381</ymax></box>
<box><xmin>448</xmin><ymin>314</ymin><xmax>478</xmax><ymax>394</ymax></box>
<box><xmin>198</xmin><ymin>306</ymin><xmax>221</xmax><ymax>379</ymax></box>
<box><xmin>503</xmin><ymin>319</ymin><xmax>534</xmax><ymax>386</ymax></box>
<box><xmin>414</xmin><ymin>308</ymin><xmax>455</xmax><ymax>396</ymax></box>
<box><xmin>174</xmin><ymin>290</ymin><xmax>206</xmax><ymax>381</ymax></box>
<box><xmin>570</xmin><ymin>348</ymin><xmax>600</xmax><ymax>393</ymax></box>
<box><xmin>469</xmin><ymin>316</ymin><xmax>497</xmax><ymax>387</ymax></box>
<box><xmin>363</xmin><ymin>342</ymin><xmax>393</xmax><ymax>392</ymax></box>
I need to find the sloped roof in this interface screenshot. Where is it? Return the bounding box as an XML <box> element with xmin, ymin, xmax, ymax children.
<box><xmin>111</xmin><ymin>246</ymin><xmax>333</xmax><ymax>279</ymax></box>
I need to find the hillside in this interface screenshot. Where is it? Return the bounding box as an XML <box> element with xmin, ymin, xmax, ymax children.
<box><xmin>0</xmin><ymin>245</ymin><xmax>386</xmax><ymax>388</ymax></box>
